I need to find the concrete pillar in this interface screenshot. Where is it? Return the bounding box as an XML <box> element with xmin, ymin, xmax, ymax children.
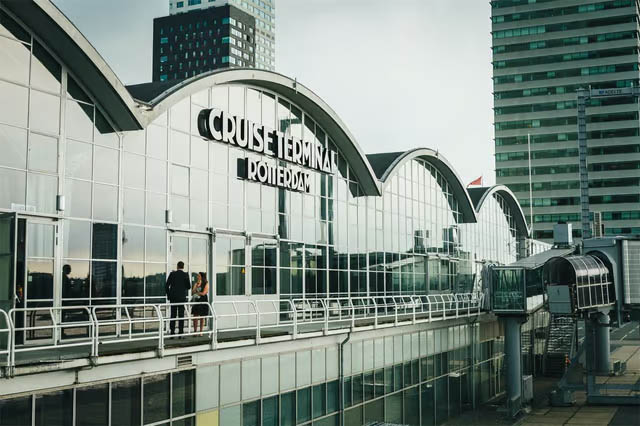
<box><xmin>504</xmin><ymin>316</ymin><xmax>524</xmax><ymax>413</ymax></box>
<box><xmin>594</xmin><ymin>311</ymin><xmax>610</xmax><ymax>374</ymax></box>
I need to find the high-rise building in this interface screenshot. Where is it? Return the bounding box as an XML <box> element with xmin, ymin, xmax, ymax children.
<box><xmin>169</xmin><ymin>0</ymin><xmax>275</xmax><ymax>71</ymax></box>
<box><xmin>492</xmin><ymin>0</ymin><xmax>640</xmax><ymax>242</ymax></box>
<box><xmin>153</xmin><ymin>5</ymin><xmax>256</xmax><ymax>82</ymax></box>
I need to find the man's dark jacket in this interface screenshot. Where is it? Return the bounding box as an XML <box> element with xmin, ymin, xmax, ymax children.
<box><xmin>165</xmin><ymin>269</ymin><xmax>191</xmax><ymax>302</ymax></box>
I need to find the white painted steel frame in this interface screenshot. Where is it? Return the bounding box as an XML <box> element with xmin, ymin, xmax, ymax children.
<box><xmin>0</xmin><ymin>292</ymin><xmax>484</xmax><ymax>373</ymax></box>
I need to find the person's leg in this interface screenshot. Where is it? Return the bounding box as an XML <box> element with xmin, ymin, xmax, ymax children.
<box><xmin>170</xmin><ymin>304</ymin><xmax>177</xmax><ymax>335</ymax></box>
<box><xmin>177</xmin><ymin>305</ymin><xmax>185</xmax><ymax>335</ymax></box>
<box><xmin>199</xmin><ymin>318</ymin><xmax>204</xmax><ymax>333</ymax></box>
<box><xmin>192</xmin><ymin>316</ymin><xmax>198</xmax><ymax>333</ymax></box>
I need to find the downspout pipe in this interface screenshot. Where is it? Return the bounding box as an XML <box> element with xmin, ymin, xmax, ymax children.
<box><xmin>339</xmin><ymin>332</ymin><xmax>352</xmax><ymax>426</ymax></box>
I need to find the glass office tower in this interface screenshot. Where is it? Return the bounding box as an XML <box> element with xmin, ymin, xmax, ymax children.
<box><xmin>492</xmin><ymin>0</ymin><xmax>640</xmax><ymax>241</ymax></box>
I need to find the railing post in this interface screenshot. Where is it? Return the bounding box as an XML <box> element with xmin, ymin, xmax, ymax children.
<box><xmin>210</xmin><ymin>303</ymin><xmax>217</xmax><ymax>350</ymax></box>
<box><xmin>156</xmin><ymin>304</ymin><xmax>164</xmax><ymax>357</ymax></box>
<box><xmin>322</xmin><ymin>299</ymin><xmax>329</xmax><ymax>336</ymax></box>
<box><xmin>292</xmin><ymin>300</ymin><xmax>298</xmax><ymax>339</ymax></box>
<box><xmin>91</xmin><ymin>307</ymin><xmax>99</xmax><ymax>358</ymax></box>
<box><xmin>254</xmin><ymin>302</ymin><xmax>261</xmax><ymax>345</ymax></box>
<box><xmin>372</xmin><ymin>298</ymin><xmax>378</xmax><ymax>329</ymax></box>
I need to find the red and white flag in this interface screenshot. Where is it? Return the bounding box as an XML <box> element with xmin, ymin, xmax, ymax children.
<box><xmin>467</xmin><ymin>176</ymin><xmax>483</xmax><ymax>187</ymax></box>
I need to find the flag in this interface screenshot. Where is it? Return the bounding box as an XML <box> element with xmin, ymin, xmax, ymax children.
<box><xmin>467</xmin><ymin>176</ymin><xmax>483</xmax><ymax>187</ymax></box>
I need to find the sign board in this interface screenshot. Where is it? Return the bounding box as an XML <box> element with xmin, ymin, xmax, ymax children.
<box><xmin>198</xmin><ymin>108</ymin><xmax>337</xmax><ymax>193</ymax></box>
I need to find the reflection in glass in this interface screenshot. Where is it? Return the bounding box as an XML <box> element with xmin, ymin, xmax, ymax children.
<box><xmin>27</xmin><ymin>222</ymin><xmax>54</xmax><ymax>258</ymax></box>
<box><xmin>65</xmin><ymin>178</ymin><xmax>91</xmax><ymax>218</ymax></box>
<box><xmin>145</xmin><ymin>228</ymin><xmax>166</xmax><ymax>262</ymax></box>
<box><xmin>93</xmin><ymin>146</ymin><xmax>119</xmax><ymax>184</ymax></box>
<box><xmin>92</xmin><ymin>223</ymin><xmax>117</xmax><ymax>260</ymax></box>
<box><xmin>30</xmin><ymin>90</ymin><xmax>60</xmax><ymax>135</ymax></box>
<box><xmin>0</xmin><ymin>124</ymin><xmax>27</xmax><ymax>169</ymax></box>
<box><xmin>28</xmin><ymin>133</ymin><xmax>58</xmax><ymax>173</ymax></box>
<box><xmin>145</xmin><ymin>263</ymin><xmax>166</xmax><ymax>297</ymax></box>
<box><xmin>123</xmin><ymin>152</ymin><xmax>145</xmax><ymax>189</ymax></box>
<box><xmin>123</xmin><ymin>188</ymin><xmax>145</xmax><ymax>224</ymax></box>
<box><xmin>0</xmin><ymin>80</ymin><xmax>28</xmax><ymax>127</ymax></box>
<box><xmin>111</xmin><ymin>378</ymin><xmax>141</xmax><ymax>426</ymax></box>
<box><xmin>0</xmin><ymin>35</ymin><xmax>30</xmax><ymax>84</ymax></box>
<box><xmin>170</xmin><ymin>98</ymin><xmax>190</xmax><ymax>133</ymax></box>
<box><xmin>76</xmin><ymin>384</ymin><xmax>109</xmax><ymax>426</ymax></box>
<box><xmin>27</xmin><ymin>173</ymin><xmax>57</xmax><ymax>213</ymax></box>
<box><xmin>31</xmin><ymin>41</ymin><xmax>61</xmax><ymax>93</ymax></box>
<box><xmin>94</xmin><ymin>110</ymin><xmax>119</xmax><ymax>148</ymax></box>
<box><xmin>146</xmin><ymin>192</ymin><xmax>166</xmax><ymax>226</ymax></box>
<box><xmin>123</xmin><ymin>130</ymin><xmax>145</xmax><ymax>154</ymax></box>
<box><xmin>66</xmin><ymin>100</ymin><xmax>93</xmax><ymax>142</ymax></box>
<box><xmin>65</xmin><ymin>139</ymin><xmax>92</xmax><ymax>179</ymax></box>
<box><xmin>93</xmin><ymin>184</ymin><xmax>118</xmax><ymax>221</ymax></box>
<box><xmin>173</xmin><ymin>370</ymin><xmax>195</xmax><ymax>417</ymax></box>
<box><xmin>123</xmin><ymin>262</ymin><xmax>145</xmax><ymax>299</ymax></box>
<box><xmin>61</xmin><ymin>261</ymin><xmax>90</xmax><ymax>299</ymax></box>
<box><xmin>147</xmin><ymin>124</ymin><xmax>168</xmax><ymax>160</ymax></box>
<box><xmin>34</xmin><ymin>389</ymin><xmax>73</xmax><ymax>426</ymax></box>
<box><xmin>0</xmin><ymin>167</ymin><xmax>25</xmax><ymax>209</ymax></box>
<box><xmin>0</xmin><ymin>395</ymin><xmax>31</xmax><ymax>426</ymax></box>
<box><xmin>63</xmin><ymin>220</ymin><xmax>91</xmax><ymax>259</ymax></box>
<box><xmin>143</xmin><ymin>374</ymin><xmax>170</xmax><ymax>424</ymax></box>
<box><xmin>122</xmin><ymin>225</ymin><xmax>144</xmax><ymax>261</ymax></box>
<box><xmin>171</xmin><ymin>130</ymin><xmax>190</xmax><ymax>165</ymax></box>
<box><xmin>280</xmin><ymin>391</ymin><xmax>295</xmax><ymax>426</ymax></box>
<box><xmin>146</xmin><ymin>158</ymin><xmax>167</xmax><ymax>193</ymax></box>
<box><xmin>27</xmin><ymin>259</ymin><xmax>53</xmax><ymax>300</ymax></box>
<box><xmin>91</xmin><ymin>261</ymin><xmax>117</xmax><ymax>298</ymax></box>
<box><xmin>172</xmin><ymin>165</ymin><xmax>189</xmax><ymax>196</ymax></box>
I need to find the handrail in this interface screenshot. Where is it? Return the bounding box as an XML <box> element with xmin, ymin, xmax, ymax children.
<box><xmin>2</xmin><ymin>292</ymin><xmax>485</xmax><ymax>370</ymax></box>
<box><xmin>0</xmin><ymin>308</ymin><xmax>11</xmax><ymax>368</ymax></box>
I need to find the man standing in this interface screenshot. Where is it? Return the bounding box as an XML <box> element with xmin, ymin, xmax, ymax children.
<box><xmin>165</xmin><ymin>261</ymin><xmax>191</xmax><ymax>336</ymax></box>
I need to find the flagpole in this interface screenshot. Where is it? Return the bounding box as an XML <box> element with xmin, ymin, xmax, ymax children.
<box><xmin>528</xmin><ymin>133</ymin><xmax>533</xmax><ymax>234</ymax></box>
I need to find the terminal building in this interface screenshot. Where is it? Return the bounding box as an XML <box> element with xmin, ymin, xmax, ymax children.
<box><xmin>0</xmin><ymin>1</ymin><xmax>549</xmax><ymax>425</ymax></box>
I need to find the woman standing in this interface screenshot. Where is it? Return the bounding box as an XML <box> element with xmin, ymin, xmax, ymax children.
<box><xmin>191</xmin><ymin>272</ymin><xmax>209</xmax><ymax>334</ymax></box>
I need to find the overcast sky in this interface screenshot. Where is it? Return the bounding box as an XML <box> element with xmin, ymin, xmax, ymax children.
<box><xmin>53</xmin><ymin>0</ymin><xmax>495</xmax><ymax>185</ymax></box>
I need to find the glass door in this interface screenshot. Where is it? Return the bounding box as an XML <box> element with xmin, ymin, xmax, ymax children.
<box><xmin>0</xmin><ymin>213</ymin><xmax>17</xmax><ymax>352</ymax></box>
<box><xmin>168</xmin><ymin>232</ymin><xmax>211</xmax><ymax>294</ymax></box>
<box><xmin>15</xmin><ymin>217</ymin><xmax>58</xmax><ymax>344</ymax></box>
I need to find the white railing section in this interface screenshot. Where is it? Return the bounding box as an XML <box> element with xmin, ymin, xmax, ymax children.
<box><xmin>0</xmin><ymin>292</ymin><xmax>484</xmax><ymax>372</ymax></box>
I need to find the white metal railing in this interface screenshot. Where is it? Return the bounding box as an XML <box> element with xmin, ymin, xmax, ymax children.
<box><xmin>0</xmin><ymin>292</ymin><xmax>484</xmax><ymax>372</ymax></box>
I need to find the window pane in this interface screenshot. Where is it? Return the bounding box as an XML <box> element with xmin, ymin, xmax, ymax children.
<box><xmin>111</xmin><ymin>378</ymin><xmax>141</xmax><ymax>426</ymax></box>
<box><xmin>30</xmin><ymin>90</ymin><xmax>60</xmax><ymax>135</ymax></box>
<box><xmin>145</xmin><ymin>263</ymin><xmax>166</xmax><ymax>297</ymax></box>
<box><xmin>31</xmin><ymin>41</ymin><xmax>61</xmax><ymax>93</ymax></box>
<box><xmin>145</xmin><ymin>228</ymin><xmax>166</xmax><ymax>262</ymax></box>
<box><xmin>28</xmin><ymin>133</ymin><xmax>58</xmax><ymax>173</ymax></box>
<box><xmin>122</xmin><ymin>262</ymin><xmax>144</xmax><ymax>298</ymax></box>
<box><xmin>92</xmin><ymin>223</ymin><xmax>117</xmax><ymax>260</ymax></box>
<box><xmin>280</xmin><ymin>391</ymin><xmax>295</xmax><ymax>426</ymax></box>
<box><xmin>123</xmin><ymin>152</ymin><xmax>145</xmax><ymax>189</ymax></box>
<box><xmin>0</xmin><ymin>395</ymin><xmax>31</xmax><ymax>426</ymax></box>
<box><xmin>171</xmin><ymin>130</ymin><xmax>190</xmax><ymax>165</ymax></box>
<box><xmin>313</xmin><ymin>384</ymin><xmax>326</xmax><ymax>419</ymax></box>
<box><xmin>93</xmin><ymin>184</ymin><xmax>118</xmax><ymax>221</ymax></box>
<box><xmin>143</xmin><ymin>374</ymin><xmax>170</xmax><ymax>424</ymax></box>
<box><xmin>27</xmin><ymin>173</ymin><xmax>57</xmax><ymax>213</ymax></box>
<box><xmin>76</xmin><ymin>384</ymin><xmax>109</xmax><ymax>426</ymax></box>
<box><xmin>92</xmin><ymin>261</ymin><xmax>117</xmax><ymax>299</ymax></box>
<box><xmin>123</xmin><ymin>188</ymin><xmax>145</xmax><ymax>224</ymax></box>
<box><xmin>65</xmin><ymin>139</ymin><xmax>92</xmax><ymax>180</ymax></box>
<box><xmin>63</xmin><ymin>220</ymin><xmax>90</xmax><ymax>259</ymax></box>
<box><xmin>0</xmin><ymin>168</ymin><xmax>25</xmax><ymax>213</ymax></box>
<box><xmin>66</xmin><ymin>100</ymin><xmax>93</xmax><ymax>142</ymax></box>
<box><xmin>94</xmin><ymin>146</ymin><xmax>119</xmax><ymax>184</ymax></box>
<box><xmin>35</xmin><ymin>390</ymin><xmax>72</xmax><ymax>426</ymax></box>
<box><xmin>146</xmin><ymin>158</ymin><xmax>167</xmax><ymax>193</ymax></box>
<box><xmin>262</xmin><ymin>396</ymin><xmax>278</xmax><ymax>426</ymax></box>
<box><xmin>65</xmin><ymin>179</ymin><xmax>91</xmax><ymax>218</ymax></box>
<box><xmin>122</xmin><ymin>225</ymin><xmax>144</xmax><ymax>261</ymax></box>
<box><xmin>62</xmin><ymin>260</ymin><xmax>89</xmax><ymax>299</ymax></box>
<box><xmin>297</xmin><ymin>387</ymin><xmax>311</xmax><ymax>424</ymax></box>
<box><xmin>147</xmin><ymin>124</ymin><xmax>167</xmax><ymax>160</ymax></box>
<box><xmin>172</xmin><ymin>370</ymin><xmax>195</xmax><ymax>418</ymax></box>
<box><xmin>242</xmin><ymin>400</ymin><xmax>260</xmax><ymax>426</ymax></box>
<box><xmin>0</xmin><ymin>35</ymin><xmax>30</xmax><ymax>85</ymax></box>
<box><xmin>0</xmin><ymin>124</ymin><xmax>27</xmax><ymax>169</ymax></box>
<box><xmin>146</xmin><ymin>192</ymin><xmax>166</xmax><ymax>226</ymax></box>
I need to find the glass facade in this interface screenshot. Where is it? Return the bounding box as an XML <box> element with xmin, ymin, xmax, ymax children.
<box><xmin>0</xmin><ymin>4</ymin><xmax>525</xmax><ymax>314</ymax></box>
<box><xmin>492</xmin><ymin>0</ymin><xmax>640</xmax><ymax>241</ymax></box>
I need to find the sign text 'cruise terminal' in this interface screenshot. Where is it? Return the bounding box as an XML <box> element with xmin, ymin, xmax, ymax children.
<box><xmin>198</xmin><ymin>108</ymin><xmax>338</xmax><ymax>192</ymax></box>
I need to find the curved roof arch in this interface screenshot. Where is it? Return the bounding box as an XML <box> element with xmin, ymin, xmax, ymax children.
<box><xmin>128</xmin><ymin>69</ymin><xmax>382</xmax><ymax>196</ymax></box>
<box><xmin>468</xmin><ymin>185</ymin><xmax>530</xmax><ymax>237</ymax></box>
<box><xmin>3</xmin><ymin>0</ymin><xmax>144</xmax><ymax>131</ymax></box>
<box><xmin>367</xmin><ymin>148</ymin><xmax>478</xmax><ymax>224</ymax></box>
